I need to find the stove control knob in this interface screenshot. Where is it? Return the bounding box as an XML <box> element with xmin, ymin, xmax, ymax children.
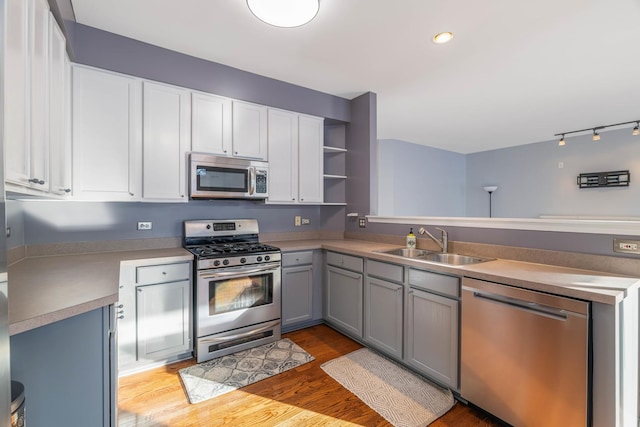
<box><xmin>214</xmin><ymin>260</ymin><xmax>221</xmax><ymax>267</ymax></box>
<box><xmin>206</xmin><ymin>224</ymin><xmax>211</xmax><ymax>229</ymax></box>
<box><xmin>265</xmin><ymin>255</ymin><xmax>271</xmax><ymax>261</ymax></box>
<box><xmin>240</xmin><ymin>257</ymin><xmax>247</xmax><ymax>264</ymax></box>
<box><xmin>223</xmin><ymin>259</ymin><xmax>230</xmax><ymax>266</ymax></box>
<box><xmin>256</xmin><ymin>256</ymin><xmax>263</xmax><ymax>262</ymax></box>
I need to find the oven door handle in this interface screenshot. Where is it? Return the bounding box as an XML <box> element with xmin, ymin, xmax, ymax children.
<box><xmin>199</xmin><ymin>320</ymin><xmax>280</xmax><ymax>344</ymax></box>
<box><xmin>199</xmin><ymin>263</ymin><xmax>280</xmax><ymax>280</ymax></box>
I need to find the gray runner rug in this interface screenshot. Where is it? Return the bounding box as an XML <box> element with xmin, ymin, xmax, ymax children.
<box><xmin>321</xmin><ymin>348</ymin><xmax>455</xmax><ymax>427</ymax></box>
<box><xmin>179</xmin><ymin>338</ymin><xmax>314</xmax><ymax>404</ymax></box>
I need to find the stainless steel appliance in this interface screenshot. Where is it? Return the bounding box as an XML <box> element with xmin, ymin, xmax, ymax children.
<box><xmin>0</xmin><ymin>0</ymin><xmax>12</xmax><ymax>420</ymax></box>
<box><xmin>184</xmin><ymin>219</ymin><xmax>281</xmax><ymax>363</ymax></box>
<box><xmin>461</xmin><ymin>277</ymin><xmax>590</xmax><ymax>427</ymax></box>
<box><xmin>189</xmin><ymin>153</ymin><xmax>269</xmax><ymax>200</ymax></box>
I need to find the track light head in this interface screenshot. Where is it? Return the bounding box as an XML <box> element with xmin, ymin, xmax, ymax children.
<box><xmin>633</xmin><ymin>122</ymin><xmax>640</xmax><ymax>136</ymax></box>
<box><xmin>558</xmin><ymin>135</ymin><xmax>565</xmax><ymax>146</ymax></box>
<box><xmin>592</xmin><ymin>129</ymin><xmax>600</xmax><ymax>141</ymax></box>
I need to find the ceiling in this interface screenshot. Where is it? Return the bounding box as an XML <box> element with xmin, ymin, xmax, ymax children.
<box><xmin>70</xmin><ymin>0</ymin><xmax>640</xmax><ymax>154</ymax></box>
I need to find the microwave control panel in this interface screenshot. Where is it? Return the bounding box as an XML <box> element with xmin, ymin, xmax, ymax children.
<box><xmin>256</xmin><ymin>171</ymin><xmax>268</xmax><ymax>194</ymax></box>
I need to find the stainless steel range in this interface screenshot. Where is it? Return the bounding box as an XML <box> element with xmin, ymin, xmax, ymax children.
<box><xmin>183</xmin><ymin>219</ymin><xmax>281</xmax><ymax>363</ymax></box>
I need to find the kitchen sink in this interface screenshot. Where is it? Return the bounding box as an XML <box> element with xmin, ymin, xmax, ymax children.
<box><xmin>376</xmin><ymin>248</ymin><xmax>435</xmax><ymax>258</ymax></box>
<box><xmin>376</xmin><ymin>248</ymin><xmax>494</xmax><ymax>266</ymax></box>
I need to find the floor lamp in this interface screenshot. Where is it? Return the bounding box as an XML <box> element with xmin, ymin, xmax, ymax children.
<box><xmin>483</xmin><ymin>186</ymin><xmax>498</xmax><ymax>218</ymax></box>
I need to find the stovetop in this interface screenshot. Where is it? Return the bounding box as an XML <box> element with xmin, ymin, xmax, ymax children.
<box><xmin>185</xmin><ymin>242</ymin><xmax>280</xmax><ymax>259</ymax></box>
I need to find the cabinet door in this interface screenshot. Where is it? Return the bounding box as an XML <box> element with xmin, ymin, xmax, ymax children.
<box><xmin>72</xmin><ymin>66</ymin><xmax>142</xmax><ymax>201</ymax></box>
<box><xmin>191</xmin><ymin>92</ymin><xmax>232</xmax><ymax>155</ymax></box>
<box><xmin>48</xmin><ymin>15</ymin><xmax>71</xmax><ymax>196</ymax></box>
<box><xmin>282</xmin><ymin>265</ymin><xmax>313</xmax><ymax>326</ymax></box>
<box><xmin>267</xmin><ymin>109</ymin><xmax>298</xmax><ymax>203</ymax></box>
<box><xmin>298</xmin><ymin>115</ymin><xmax>324</xmax><ymax>203</ymax></box>
<box><xmin>142</xmin><ymin>81</ymin><xmax>190</xmax><ymax>201</ymax></box>
<box><xmin>28</xmin><ymin>0</ymin><xmax>50</xmax><ymax>191</ymax></box>
<box><xmin>4</xmin><ymin>0</ymin><xmax>30</xmax><ymax>186</ymax></box>
<box><xmin>326</xmin><ymin>265</ymin><xmax>363</xmax><ymax>338</ymax></box>
<box><xmin>136</xmin><ymin>280</ymin><xmax>191</xmax><ymax>361</ymax></box>
<box><xmin>232</xmin><ymin>100</ymin><xmax>267</xmax><ymax>160</ymax></box>
<box><xmin>365</xmin><ymin>277</ymin><xmax>403</xmax><ymax>359</ymax></box>
<box><xmin>406</xmin><ymin>287</ymin><xmax>459</xmax><ymax>390</ymax></box>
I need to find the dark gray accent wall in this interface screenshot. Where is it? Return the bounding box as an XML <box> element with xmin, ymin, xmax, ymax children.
<box><xmin>19</xmin><ymin>200</ymin><xmax>325</xmax><ymax>245</ymax></box>
<box><xmin>70</xmin><ymin>23</ymin><xmax>351</xmax><ymax>123</ymax></box>
<box><xmin>345</xmin><ymin>92</ymin><xmax>376</xmax><ymax>232</ymax></box>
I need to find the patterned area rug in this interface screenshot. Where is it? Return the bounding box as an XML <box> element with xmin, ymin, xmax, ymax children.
<box><xmin>179</xmin><ymin>338</ymin><xmax>314</xmax><ymax>404</ymax></box>
<box><xmin>321</xmin><ymin>348</ymin><xmax>455</xmax><ymax>427</ymax></box>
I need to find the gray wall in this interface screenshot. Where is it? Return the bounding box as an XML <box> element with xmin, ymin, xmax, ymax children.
<box><xmin>466</xmin><ymin>127</ymin><xmax>640</xmax><ymax>218</ymax></box>
<box><xmin>376</xmin><ymin>139</ymin><xmax>466</xmax><ymax>216</ymax></box>
<box><xmin>70</xmin><ymin>23</ymin><xmax>351</xmax><ymax>123</ymax></box>
<box><xmin>17</xmin><ymin>200</ymin><xmax>334</xmax><ymax>245</ymax></box>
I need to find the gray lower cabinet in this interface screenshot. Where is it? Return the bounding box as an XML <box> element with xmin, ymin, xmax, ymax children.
<box><xmin>118</xmin><ymin>259</ymin><xmax>192</xmax><ymax>375</ymax></box>
<box><xmin>406</xmin><ymin>268</ymin><xmax>460</xmax><ymax>390</ymax></box>
<box><xmin>325</xmin><ymin>252</ymin><xmax>364</xmax><ymax>338</ymax></box>
<box><xmin>282</xmin><ymin>251</ymin><xmax>314</xmax><ymax>327</ymax></box>
<box><xmin>364</xmin><ymin>259</ymin><xmax>404</xmax><ymax>359</ymax></box>
<box><xmin>10</xmin><ymin>307</ymin><xmax>116</xmax><ymax>427</ymax></box>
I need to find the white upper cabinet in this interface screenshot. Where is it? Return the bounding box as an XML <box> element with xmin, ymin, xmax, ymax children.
<box><xmin>72</xmin><ymin>66</ymin><xmax>142</xmax><ymax>201</ymax></box>
<box><xmin>267</xmin><ymin>109</ymin><xmax>298</xmax><ymax>203</ymax></box>
<box><xmin>143</xmin><ymin>81</ymin><xmax>191</xmax><ymax>202</ymax></box>
<box><xmin>191</xmin><ymin>91</ymin><xmax>232</xmax><ymax>156</ymax></box>
<box><xmin>48</xmin><ymin>14</ymin><xmax>71</xmax><ymax>196</ymax></box>
<box><xmin>4</xmin><ymin>0</ymin><xmax>52</xmax><ymax>192</ymax></box>
<box><xmin>232</xmin><ymin>100</ymin><xmax>268</xmax><ymax>160</ymax></box>
<box><xmin>297</xmin><ymin>115</ymin><xmax>324</xmax><ymax>203</ymax></box>
<box><xmin>267</xmin><ymin>110</ymin><xmax>323</xmax><ymax>204</ymax></box>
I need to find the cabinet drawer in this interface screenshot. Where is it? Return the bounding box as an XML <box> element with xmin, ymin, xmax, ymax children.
<box><xmin>367</xmin><ymin>260</ymin><xmax>404</xmax><ymax>284</ymax></box>
<box><xmin>409</xmin><ymin>268</ymin><xmax>460</xmax><ymax>298</ymax></box>
<box><xmin>282</xmin><ymin>251</ymin><xmax>313</xmax><ymax>267</ymax></box>
<box><xmin>326</xmin><ymin>251</ymin><xmax>363</xmax><ymax>272</ymax></box>
<box><xmin>136</xmin><ymin>262</ymin><xmax>191</xmax><ymax>285</ymax></box>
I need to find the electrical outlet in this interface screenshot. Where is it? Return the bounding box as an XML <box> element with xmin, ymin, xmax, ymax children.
<box><xmin>294</xmin><ymin>216</ymin><xmax>301</xmax><ymax>227</ymax></box>
<box><xmin>137</xmin><ymin>221</ymin><xmax>152</xmax><ymax>230</ymax></box>
<box><xmin>613</xmin><ymin>239</ymin><xmax>640</xmax><ymax>254</ymax></box>
<box><xmin>359</xmin><ymin>217</ymin><xmax>366</xmax><ymax>228</ymax></box>
<box><xmin>301</xmin><ymin>218</ymin><xmax>311</xmax><ymax>225</ymax></box>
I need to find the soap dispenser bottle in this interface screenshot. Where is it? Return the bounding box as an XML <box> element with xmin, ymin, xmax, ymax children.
<box><xmin>406</xmin><ymin>228</ymin><xmax>416</xmax><ymax>249</ymax></box>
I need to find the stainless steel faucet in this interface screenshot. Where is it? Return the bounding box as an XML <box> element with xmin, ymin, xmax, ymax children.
<box><xmin>418</xmin><ymin>227</ymin><xmax>448</xmax><ymax>253</ymax></box>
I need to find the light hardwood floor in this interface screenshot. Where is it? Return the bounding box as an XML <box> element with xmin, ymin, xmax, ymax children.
<box><xmin>118</xmin><ymin>324</ymin><xmax>502</xmax><ymax>426</ymax></box>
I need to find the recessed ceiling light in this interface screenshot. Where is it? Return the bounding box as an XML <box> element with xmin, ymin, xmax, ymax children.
<box><xmin>432</xmin><ymin>32</ymin><xmax>454</xmax><ymax>44</ymax></box>
<box><xmin>247</xmin><ymin>0</ymin><xmax>320</xmax><ymax>28</ymax></box>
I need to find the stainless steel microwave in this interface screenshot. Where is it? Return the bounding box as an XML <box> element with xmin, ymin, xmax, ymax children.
<box><xmin>189</xmin><ymin>153</ymin><xmax>268</xmax><ymax>200</ymax></box>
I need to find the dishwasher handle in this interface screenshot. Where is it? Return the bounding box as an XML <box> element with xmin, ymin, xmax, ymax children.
<box><xmin>471</xmin><ymin>289</ymin><xmax>569</xmax><ymax>321</ymax></box>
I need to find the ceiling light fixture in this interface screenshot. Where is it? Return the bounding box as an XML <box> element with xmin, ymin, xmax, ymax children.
<box><xmin>554</xmin><ymin>119</ymin><xmax>640</xmax><ymax>145</ymax></box>
<box><xmin>432</xmin><ymin>32</ymin><xmax>454</xmax><ymax>44</ymax></box>
<box><xmin>247</xmin><ymin>0</ymin><xmax>319</xmax><ymax>28</ymax></box>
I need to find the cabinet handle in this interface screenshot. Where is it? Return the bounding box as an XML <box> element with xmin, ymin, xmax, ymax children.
<box><xmin>29</xmin><ymin>178</ymin><xmax>45</xmax><ymax>185</ymax></box>
<box><xmin>118</xmin><ymin>315</ymin><xmax>124</xmax><ymax>319</ymax></box>
<box><xmin>129</xmin><ymin>192</ymin><xmax>134</xmax><ymax>196</ymax></box>
<box><xmin>117</xmin><ymin>304</ymin><xmax>123</xmax><ymax>309</ymax></box>
<box><xmin>138</xmin><ymin>288</ymin><xmax>143</xmax><ymax>292</ymax></box>
<box><xmin>61</xmin><ymin>188</ymin><xmax>71</xmax><ymax>193</ymax></box>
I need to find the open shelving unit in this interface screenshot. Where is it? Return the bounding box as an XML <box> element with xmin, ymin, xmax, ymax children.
<box><xmin>323</xmin><ymin>124</ymin><xmax>347</xmax><ymax>205</ymax></box>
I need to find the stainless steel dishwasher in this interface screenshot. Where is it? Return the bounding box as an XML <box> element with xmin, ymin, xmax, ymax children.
<box><xmin>461</xmin><ymin>278</ymin><xmax>590</xmax><ymax>427</ymax></box>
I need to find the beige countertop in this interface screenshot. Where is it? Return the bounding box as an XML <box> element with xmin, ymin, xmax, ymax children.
<box><xmin>268</xmin><ymin>239</ymin><xmax>640</xmax><ymax>305</ymax></box>
<box><xmin>8</xmin><ymin>247</ymin><xmax>192</xmax><ymax>335</ymax></box>
<box><xmin>9</xmin><ymin>238</ymin><xmax>639</xmax><ymax>336</ymax></box>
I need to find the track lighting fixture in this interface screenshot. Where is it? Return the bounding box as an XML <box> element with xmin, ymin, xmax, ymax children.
<box><xmin>554</xmin><ymin>119</ymin><xmax>640</xmax><ymax>146</ymax></box>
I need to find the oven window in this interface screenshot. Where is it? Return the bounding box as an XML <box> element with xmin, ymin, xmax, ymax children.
<box><xmin>197</xmin><ymin>166</ymin><xmax>248</xmax><ymax>192</ymax></box>
<box><xmin>209</xmin><ymin>274</ymin><xmax>273</xmax><ymax>315</ymax></box>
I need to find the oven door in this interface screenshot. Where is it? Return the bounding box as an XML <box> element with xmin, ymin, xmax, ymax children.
<box><xmin>196</xmin><ymin>262</ymin><xmax>281</xmax><ymax>338</ymax></box>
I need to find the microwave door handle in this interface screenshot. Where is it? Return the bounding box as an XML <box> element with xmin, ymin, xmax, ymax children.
<box><xmin>249</xmin><ymin>167</ymin><xmax>256</xmax><ymax>195</ymax></box>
